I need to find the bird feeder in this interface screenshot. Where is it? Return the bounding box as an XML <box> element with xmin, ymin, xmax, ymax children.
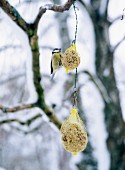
<box><xmin>61</xmin><ymin>42</ymin><xmax>80</xmax><ymax>73</ymax></box>
<box><xmin>60</xmin><ymin>108</ymin><xmax>88</xmax><ymax>155</ymax></box>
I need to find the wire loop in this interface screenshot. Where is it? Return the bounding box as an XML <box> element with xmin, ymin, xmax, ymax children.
<box><xmin>73</xmin><ymin>87</ymin><xmax>77</xmax><ymax>107</ymax></box>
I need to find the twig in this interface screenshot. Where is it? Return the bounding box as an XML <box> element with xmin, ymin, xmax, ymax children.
<box><xmin>0</xmin><ymin>0</ymin><xmax>28</xmax><ymax>33</ymax></box>
<box><xmin>0</xmin><ymin>45</ymin><xmax>21</xmax><ymax>52</ymax></box>
<box><xmin>109</xmin><ymin>16</ymin><xmax>121</xmax><ymax>24</ymax></box>
<box><xmin>83</xmin><ymin>70</ymin><xmax>111</xmax><ymax>104</ymax></box>
<box><xmin>40</xmin><ymin>45</ymin><xmax>54</xmax><ymax>50</ymax></box>
<box><xmin>0</xmin><ymin>113</ymin><xmax>42</xmax><ymax>126</ymax></box>
<box><xmin>113</xmin><ymin>36</ymin><xmax>125</xmax><ymax>52</ymax></box>
<box><xmin>34</xmin><ymin>0</ymin><xmax>74</xmax><ymax>28</ymax></box>
<box><xmin>0</xmin><ymin>103</ymin><xmax>35</xmax><ymax>113</ymax></box>
<box><xmin>78</xmin><ymin>0</ymin><xmax>91</xmax><ymax>15</ymax></box>
<box><xmin>0</xmin><ymin>0</ymin><xmax>64</xmax><ymax>129</ymax></box>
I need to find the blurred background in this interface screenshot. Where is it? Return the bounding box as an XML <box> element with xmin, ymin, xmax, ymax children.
<box><xmin>0</xmin><ymin>0</ymin><xmax>125</xmax><ymax>170</ymax></box>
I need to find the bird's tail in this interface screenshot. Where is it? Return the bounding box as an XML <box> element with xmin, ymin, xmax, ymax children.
<box><xmin>50</xmin><ymin>72</ymin><xmax>56</xmax><ymax>80</ymax></box>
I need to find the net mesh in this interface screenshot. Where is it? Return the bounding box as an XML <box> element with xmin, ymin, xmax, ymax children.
<box><xmin>60</xmin><ymin>108</ymin><xmax>88</xmax><ymax>155</ymax></box>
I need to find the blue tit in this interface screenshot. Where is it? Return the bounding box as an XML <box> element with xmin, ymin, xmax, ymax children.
<box><xmin>51</xmin><ymin>48</ymin><xmax>62</xmax><ymax>80</ymax></box>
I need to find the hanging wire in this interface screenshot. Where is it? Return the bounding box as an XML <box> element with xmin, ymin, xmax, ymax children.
<box><xmin>121</xmin><ymin>8</ymin><xmax>125</xmax><ymax>20</ymax></box>
<box><xmin>74</xmin><ymin>68</ymin><xmax>78</xmax><ymax>89</ymax></box>
<box><xmin>73</xmin><ymin>68</ymin><xmax>78</xmax><ymax>107</ymax></box>
<box><xmin>72</xmin><ymin>0</ymin><xmax>78</xmax><ymax>43</ymax></box>
<box><xmin>72</xmin><ymin>0</ymin><xmax>78</xmax><ymax>107</ymax></box>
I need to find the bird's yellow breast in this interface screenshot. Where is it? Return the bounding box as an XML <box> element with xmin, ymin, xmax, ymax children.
<box><xmin>52</xmin><ymin>52</ymin><xmax>62</xmax><ymax>71</ymax></box>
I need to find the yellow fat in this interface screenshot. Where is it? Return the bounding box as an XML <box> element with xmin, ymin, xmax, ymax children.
<box><xmin>72</xmin><ymin>152</ymin><xmax>77</xmax><ymax>156</ymax></box>
<box><xmin>70</xmin><ymin>108</ymin><xmax>78</xmax><ymax>122</ymax></box>
<box><xmin>65</xmin><ymin>68</ymin><xmax>69</xmax><ymax>73</ymax></box>
<box><xmin>72</xmin><ymin>44</ymin><xmax>76</xmax><ymax>51</ymax></box>
<box><xmin>71</xmin><ymin>108</ymin><xmax>77</xmax><ymax>114</ymax></box>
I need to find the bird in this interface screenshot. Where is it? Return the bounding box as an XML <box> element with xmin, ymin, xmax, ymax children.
<box><xmin>51</xmin><ymin>48</ymin><xmax>62</xmax><ymax>80</ymax></box>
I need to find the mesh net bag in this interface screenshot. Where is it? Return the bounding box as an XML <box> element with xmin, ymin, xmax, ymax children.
<box><xmin>61</xmin><ymin>43</ymin><xmax>80</xmax><ymax>73</ymax></box>
<box><xmin>60</xmin><ymin>108</ymin><xmax>88</xmax><ymax>155</ymax></box>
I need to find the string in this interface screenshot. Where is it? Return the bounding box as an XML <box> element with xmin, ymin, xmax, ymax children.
<box><xmin>72</xmin><ymin>0</ymin><xmax>78</xmax><ymax>107</ymax></box>
<box><xmin>73</xmin><ymin>68</ymin><xmax>78</xmax><ymax>107</ymax></box>
<box><xmin>72</xmin><ymin>0</ymin><xmax>78</xmax><ymax>43</ymax></box>
<box><xmin>74</xmin><ymin>68</ymin><xmax>77</xmax><ymax>89</ymax></box>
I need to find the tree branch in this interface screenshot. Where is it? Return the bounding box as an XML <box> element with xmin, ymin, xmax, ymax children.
<box><xmin>0</xmin><ymin>103</ymin><xmax>35</xmax><ymax>113</ymax></box>
<box><xmin>83</xmin><ymin>70</ymin><xmax>111</xmax><ymax>104</ymax></box>
<box><xmin>29</xmin><ymin>34</ymin><xmax>62</xmax><ymax>129</ymax></box>
<box><xmin>109</xmin><ymin>15</ymin><xmax>122</xmax><ymax>25</ymax></box>
<box><xmin>0</xmin><ymin>0</ymin><xmax>28</xmax><ymax>33</ymax></box>
<box><xmin>105</xmin><ymin>0</ymin><xmax>109</xmax><ymax>19</ymax></box>
<box><xmin>34</xmin><ymin>0</ymin><xmax>74</xmax><ymax>28</ymax></box>
<box><xmin>0</xmin><ymin>113</ymin><xmax>42</xmax><ymax>126</ymax></box>
<box><xmin>113</xmin><ymin>36</ymin><xmax>125</xmax><ymax>52</ymax></box>
<box><xmin>0</xmin><ymin>102</ymin><xmax>61</xmax><ymax>128</ymax></box>
<box><xmin>0</xmin><ymin>0</ymin><xmax>63</xmax><ymax>129</ymax></box>
<box><xmin>0</xmin><ymin>45</ymin><xmax>21</xmax><ymax>52</ymax></box>
<box><xmin>78</xmin><ymin>0</ymin><xmax>91</xmax><ymax>15</ymax></box>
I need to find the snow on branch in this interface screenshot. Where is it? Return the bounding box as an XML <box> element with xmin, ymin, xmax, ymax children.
<box><xmin>0</xmin><ymin>0</ymin><xmax>28</xmax><ymax>33</ymax></box>
<box><xmin>0</xmin><ymin>103</ymin><xmax>35</xmax><ymax>113</ymax></box>
<box><xmin>0</xmin><ymin>102</ymin><xmax>61</xmax><ymax>128</ymax></box>
<box><xmin>109</xmin><ymin>16</ymin><xmax>122</xmax><ymax>25</ymax></box>
<box><xmin>34</xmin><ymin>0</ymin><xmax>74</xmax><ymax>28</ymax></box>
<box><xmin>113</xmin><ymin>36</ymin><xmax>125</xmax><ymax>52</ymax></box>
<box><xmin>0</xmin><ymin>113</ymin><xmax>42</xmax><ymax>126</ymax></box>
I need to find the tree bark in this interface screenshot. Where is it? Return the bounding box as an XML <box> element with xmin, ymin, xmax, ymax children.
<box><xmin>92</xmin><ymin>9</ymin><xmax>125</xmax><ymax>170</ymax></box>
<box><xmin>79</xmin><ymin>0</ymin><xmax>125</xmax><ymax>169</ymax></box>
<box><xmin>28</xmin><ymin>25</ymin><xmax>62</xmax><ymax>128</ymax></box>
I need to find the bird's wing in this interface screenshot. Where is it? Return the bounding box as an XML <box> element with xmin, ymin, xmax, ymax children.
<box><xmin>59</xmin><ymin>58</ymin><xmax>62</xmax><ymax>66</ymax></box>
<box><xmin>51</xmin><ymin>60</ymin><xmax>53</xmax><ymax>74</ymax></box>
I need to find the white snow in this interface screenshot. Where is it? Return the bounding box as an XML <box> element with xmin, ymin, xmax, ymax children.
<box><xmin>108</xmin><ymin>0</ymin><xmax>125</xmax><ymax>121</ymax></box>
<box><xmin>80</xmin><ymin>82</ymin><xmax>110</xmax><ymax>170</ymax></box>
<box><xmin>0</xmin><ymin>0</ymin><xmax>125</xmax><ymax>170</ymax></box>
<box><xmin>0</xmin><ymin>168</ymin><xmax>6</xmax><ymax>170</ymax></box>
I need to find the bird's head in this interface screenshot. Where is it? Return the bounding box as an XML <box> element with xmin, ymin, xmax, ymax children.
<box><xmin>52</xmin><ymin>48</ymin><xmax>61</xmax><ymax>54</ymax></box>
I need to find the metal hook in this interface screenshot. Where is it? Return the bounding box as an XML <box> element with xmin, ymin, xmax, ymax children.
<box><xmin>121</xmin><ymin>8</ymin><xmax>125</xmax><ymax>20</ymax></box>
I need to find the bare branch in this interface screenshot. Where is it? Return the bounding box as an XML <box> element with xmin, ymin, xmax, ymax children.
<box><xmin>0</xmin><ymin>0</ymin><xmax>63</xmax><ymax>129</ymax></box>
<box><xmin>34</xmin><ymin>0</ymin><xmax>74</xmax><ymax>28</ymax></box>
<box><xmin>0</xmin><ymin>113</ymin><xmax>42</xmax><ymax>126</ymax></box>
<box><xmin>0</xmin><ymin>45</ymin><xmax>21</xmax><ymax>52</ymax></box>
<box><xmin>40</xmin><ymin>45</ymin><xmax>53</xmax><ymax>50</ymax></box>
<box><xmin>0</xmin><ymin>103</ymin><xmax>35</xmax><ymax>113</ymax></box>
<box><xmin>42</xmin><ymin>105</ymin><xmax>62</xmax><ymax>129</ymax></box>
<box><xmin>0</xmin><ymin>102</ymin><xmax>61</xmax><ymax>128</ymax></box>
<box><xmin>15</xmin><ymin>0</ymin><xmax>42</xmax><ymax>8</ymax></box>
<box><xmin>109</xmin><ymin>16</ymin><xmax>122</xmax><ymax>24</ymax></box>
<box><xmin>83</xmin><ymin>70</ymin><xmax>111</xmax><ymax>104</ymax></box>
<box><xmin>113</xmin><ymin>36</ymin><xmax>125</xmax><ymax>52</ymax></box>
<box><xmin>30</xmin><ymin>34</ymin><xmax>62</xmax><ymax>129</ymax></box>
<box><xmin>0</xmin><ymin>0</ymin><xmax>28</xmax><ymax>33</ymax></box>
<box><xmin>105</xmin><ymin>0</ymin><xmax>109</xmax><ymax>18</ymax></box>
<box><xmin>0</xmin><ymin>71</ymin><xmax>25</xmax><ymax>85</ymax></box>
<box><xmin>78</xmin><ymin>0</ymin><xmax>91</xmax><ymax>15</ymax></box>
